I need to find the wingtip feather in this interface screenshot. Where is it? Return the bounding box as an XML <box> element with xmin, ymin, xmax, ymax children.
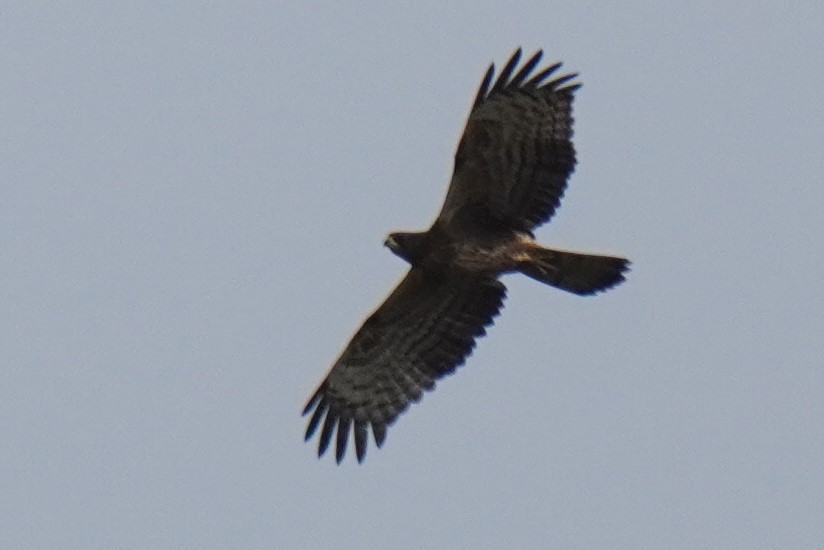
<box><xmin>304</xmin><ymin>400</ymin><xmax>326</xmax><ymax>441</ymax></box>
<box><xmin>373</xmin><ymin>423</ymin><xmax>387</xmax><ymax>448</ymax></box>
<box><xmin>335</xmin><ymin>416</ymin><xmax>351</xmax><ymax>464</ymax></box>
<box><xmin>473</xmin><ymin>64</ymin><xmax>495</xmax><ymax>109</ymax></box>
<box><xmin>318</xmin><ymin>412</ymin><xmax>336</xmax><ymax>458</ymax></box>
<box><xmin>302</xmin><ymin>383</ymin><xmax>325</xmax><ymax>416</ymax></box>
<box><xmin>490</xmin><ymin>48</ymin><xmax>523</xmax><ymax>94</ymax></box>
<box><xmin>354</xmin><ymin>420</ymin><xmax>368</xmax><ymax>463</ymax></box>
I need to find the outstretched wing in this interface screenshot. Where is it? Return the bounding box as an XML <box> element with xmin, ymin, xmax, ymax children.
<box><xmin>303</xmin><ymin>269</ymin><xmax>506</xmax><ymax>463</ymax></box>
<box><xmin>438</xmin><ymin>48</ymin><xmax>580</xmax><ymax>233</ymax></box>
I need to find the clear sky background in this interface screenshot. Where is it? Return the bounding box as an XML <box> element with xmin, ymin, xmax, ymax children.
<box><xmin>3</xmin><ymin>2</ymin><xmax>824</xmax><ymax>548</ymax></box>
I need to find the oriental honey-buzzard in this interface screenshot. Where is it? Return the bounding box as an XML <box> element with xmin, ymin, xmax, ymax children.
<box><xmin>303</xmin><ymin>48</ymin><xmax>629</xmax><ymax>463</ymax></box>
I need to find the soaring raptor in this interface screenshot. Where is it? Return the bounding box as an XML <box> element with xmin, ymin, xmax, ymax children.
<box><xmin>303</xmin><ymin>48</ymin><xmax>629</xmax><ymax>463</ymax></box>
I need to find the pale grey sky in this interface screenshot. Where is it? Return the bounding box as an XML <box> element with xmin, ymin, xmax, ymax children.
<box><xmin>3</xmin><ymin>2</ymin><xmax>824</xmax><ymax>548</ymax></box>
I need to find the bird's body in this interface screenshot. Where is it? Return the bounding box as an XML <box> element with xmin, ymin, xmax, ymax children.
<box><xmin>303</xmin><ymin>48</ymin><xmax>630</xmax><ymax>463</ymax></box>
<box><xmin>386</xmin><ymin>227</ymin><xmax>527</xmax><ymax>275</ymax></box>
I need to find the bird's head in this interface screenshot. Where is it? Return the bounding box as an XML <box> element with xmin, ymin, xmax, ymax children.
<box><xmin>384</xmin><ymin>231</ymin><xmax>428</xmax><ymax>265</ymax></box>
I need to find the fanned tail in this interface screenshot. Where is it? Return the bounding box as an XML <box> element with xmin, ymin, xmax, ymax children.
<box><xmin>519</xmin><ymin>246</ymin><xmax>629</xmax><ymax>295</ymax></box>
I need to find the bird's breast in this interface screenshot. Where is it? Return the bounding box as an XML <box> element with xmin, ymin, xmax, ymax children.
<box><xmin>449</xmin><ymin>238</ymin><xmax>524</xmax><ymax>276</ymax></box>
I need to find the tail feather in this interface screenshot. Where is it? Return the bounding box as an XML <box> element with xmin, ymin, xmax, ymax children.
<box><xmin>519</xmin><ymin>247</ymin><xmax>629</xmax><ymax>295</ymax></box>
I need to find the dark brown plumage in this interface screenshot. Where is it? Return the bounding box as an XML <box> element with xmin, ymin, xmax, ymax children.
<box><xmin>303</xmin><ymin>48</ymin><xmax>629</xmax><ymax>463</ymax></box>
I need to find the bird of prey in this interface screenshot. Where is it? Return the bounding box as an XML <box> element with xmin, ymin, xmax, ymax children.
<box><xmin>303</xmin><ymin>48</ymin><xmax>629</xmax><ymax>463</ymax></box>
